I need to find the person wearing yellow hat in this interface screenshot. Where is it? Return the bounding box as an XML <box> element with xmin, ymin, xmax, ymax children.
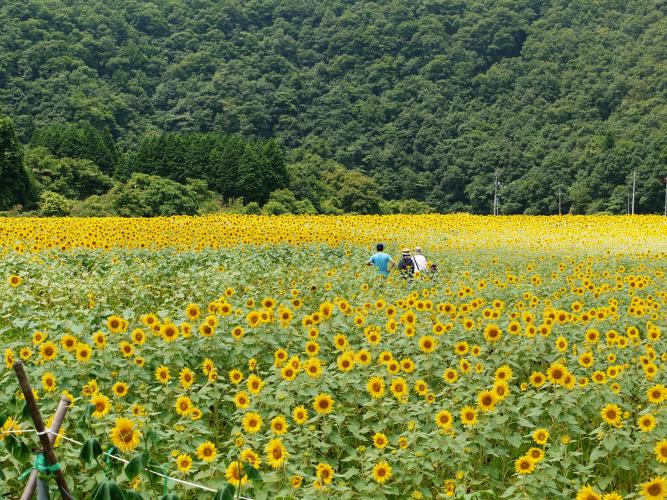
<box><xmin>397</xmin><ymin>248</ymin><xmax>414</xmax><ymax>278</ymax></box>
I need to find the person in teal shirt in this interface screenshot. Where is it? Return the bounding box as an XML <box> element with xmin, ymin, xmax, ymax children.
<box><xmin>367</xmin><ymin>243</ymin><xmax>394</xmax><ymax>277</ymax></box>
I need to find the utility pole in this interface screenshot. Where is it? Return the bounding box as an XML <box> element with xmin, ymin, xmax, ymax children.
<box><xmin>631</xmin><ymin>170</ymin><xmax>636</xmax><ymax>215</ymax></box>
<box><xmin>627</xmin><ymin>190</ymin><xmax>630</xmax><ymax>215</ymax></box>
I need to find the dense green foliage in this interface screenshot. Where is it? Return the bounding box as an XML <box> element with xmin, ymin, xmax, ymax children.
<box><xmin>31</xmin><ymin>123</ymin><xmax>117</xmax><ymax>174</ymax></box>
<box><xmin>0</xmin><ymin>117</ymin><xmax>35</xmax><ymax>211</ymax></box>
<box><xmin>129</xmin><ymin>132</ymin><xmax>287</xmax><ymax>204</ymax></box>
<box><xmin>1</xmin><ymin>0</ymin><xmax>666</xmax><ymax>214</ymax></box>
<box><xmin>111</xmin><ymin>173</ymin><xmax>215</xmax><ymax>217</ymax></box>
<box><xmin>25</xmin><ymin>147</ymin><xmax>114</xmax><ymax>200</ymax></box>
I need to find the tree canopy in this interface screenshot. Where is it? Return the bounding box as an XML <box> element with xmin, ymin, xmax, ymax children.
<box><xmin>1</xmin><ymin>0</ymin><xmax>666</xmax><ymax>214</ymax></box>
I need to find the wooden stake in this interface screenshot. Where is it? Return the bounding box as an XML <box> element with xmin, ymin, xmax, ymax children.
<box><xmin>13</xmin><ymin>362</ymin><xmax>73</xmax><ymax>499</ymax></box>
<box><xmin>21</xmin><ymin>396</ymin><xmax>72</xmax><ymax>500</ymax></box>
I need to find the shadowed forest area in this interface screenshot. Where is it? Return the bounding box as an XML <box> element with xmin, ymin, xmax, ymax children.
<box><xmin>1</xmin><ymin>0</ymin><xmax>666</xmax><ymax>215</ymax></box>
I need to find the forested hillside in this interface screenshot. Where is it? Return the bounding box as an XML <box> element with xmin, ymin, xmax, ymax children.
<box><xmin>1</xmin><ymin>0</ymin><xmax>666</xmax><ymax>214</ymax></box>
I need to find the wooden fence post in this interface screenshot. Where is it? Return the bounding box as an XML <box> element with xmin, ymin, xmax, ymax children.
<box><xmin>21</xmin><ymin>396</ymin><xmax>72</xmax><ymax>500</ymax></box>
<box><xmin>13</xmin><ymin>362</ymin><xmax>73</xmax><ymax>499</ymax></box>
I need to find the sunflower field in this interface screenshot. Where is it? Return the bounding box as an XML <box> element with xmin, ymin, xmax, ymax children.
<box><xmin>1</xmin><ymin>215</ymin><xmax>666</xmax><ymax>500</ymax></box>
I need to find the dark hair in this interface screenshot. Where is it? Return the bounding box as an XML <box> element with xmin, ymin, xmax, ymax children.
<box><xmin>376</xmin><ymin>243</ymin><xmax>384</xmax><ymax>251</ymax></box>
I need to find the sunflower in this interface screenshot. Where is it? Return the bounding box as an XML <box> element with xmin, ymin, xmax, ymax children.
<box><xmin>90</xmin><ymin>394</ymin><xmax>111</xmax><ymax>418</ymax></box>
<box><xmin>142</xmin><ymin>313</ymin><xmax>158</xmax><ymax>327</ymax></box>
<box><xmin>271</xmin><ymin>415</ymin><xmax>288</xmax><ymax>435</ymax></box>
<box><xmin>199</xmin><ymin>323</ymin><xmax>214</xmax><ymax>337</ymax></box>
<box><xmin>460</xmin><ymin>406</ymin><xmax>478</xmax><ymax>427</ymax></box>
<box><xmin>316</xmin><ymin>463</ymin><xmax>334</xmax><ymax>484</ymax></box>
<box><xmin>591</xmin><ymin>371</ymin><xmax>607</xmax><ymax>384</ymax></box>
<box><xmin>41</xmin><ymin>372</ymin><xmax>56</xmax><ymax>392</ymax></box>
<box><xmin>493</xmin><ymin>381</ymin><xmax>510</xmax><ymax>401</ymax></box>
<box><xmin>435</xmin><ymin>410</ymin><xmax>453</xmax><ymax>430</ymax></box>
<box><xmin>40</xmin><ymin>341</ymin><xmax>58</xmax><ymax>361</ymax></box>
<box><xmin>333</xmin><ymin>334</ymin><xmax>348</xmax><ymax>351</ymax></box>
<box><xmin>175</xmin><ymin>396</ymin><xmax>192</xmax><ymax>416</ymax></box>
<box><xmin>231</xmin><ymin>326</ymin><xmax>244</xmax><ymax>340</ymax></box>
<box><xmin>372</xmin><ymin>461</ymin><xmax>392</xmax><ymax>484</ymax></box>
<box><xmin>272</xmin><ymin>349</ymin><xmax>288</xmax><ymax>368</ymax></box>
<box><xmin>601</xmin><ymin>492</ymin><xmax>623</xmax><ymax>500</ymax></box>
<box><xmin>378</xmin><ymin>351</ymin><xmax>393</xmax><ymax>364</ymax></box>
<box><xmin>112</xmin><ymin>382</ymin><xmax>129</xmax><ymax>398</ymax></box>
<box><xmin>303</xmin><ymin>358</ymin><xmax>322</xmax><ymax>379</ymax></box>
<box><xmin>313</xmin><ymin>393</ymin><xmax>334</xmax><ymax>415</ymax></box>
<box><xmin>32</xmin><ymin>331</ymin><xmax>46</xmax><ymax>345</ymax></box>
<box><xmin>107</xmin><ymin>315</ymin><xmax>126</xmax><ymax>334</ymax></box>
<box><xmin>655</xmin><ymin>440</ymin><xmax>667</xmax><ymax>464</ymax></box>
<box><xmin>600</xmin><ymin>404</ymin><xmax>622</xmax><ymax>427</ymax></box>
<box><xmin>265</xmin><ymin>438</ymin><xmax>288</xmax><ymax>469</ymax></box>
<box><xmin>292</xmin><ymin>405</ymin><xmax>308</xmax><ymax>425</ymax></box>
<box><xmin>196</xmin><ymin>441</ymin><xmax>217</xmax><ymax>462</ymax></box>
<box><xmin>576</xmin><ymin>484</ymin><xmax>601</xmax><ymax>500</ymax></box>
<box><xmin>239</xmin><ymin>448</ymin><xmax>261</xmax><ymax>468</ymax></box>
<box><xmin>477</xmin><ymin>390</ymin><xmax>497</xmax><ymax>412</ymax></box>
<box><xmin>92</xmin><ymin>331</ymin><xmax>106</xmax><ymax>349</ymax></box>
<box><xmin>131</xmin><ymin>404</ymin><xmax>146</xmax><ymax>417</ymax></box>
<box><xmin>242</xmin><ymin>412</ymin><xmax>263</xmax><ymax>434</ymax></box>
<box><xmin>61</xmin><ymin>334</ymin><xmax>77</xmax><ymax>352</ymax></box>
<box><xmin>526</xmin><ymin>447</ymin><xmax>545</xmax><ymax>462</ymax></box>
<box><xmin>82</xmin><ymin>379</ymin><xmax>98</xmax><ymax>397</ymax></box>
<box><xmin>281</xmin><ymin>364</ymin><xmax>298</xmax><ymax>381</ymax></box>
<box><xmin>415</xmin><ymin>379</ymin><xmax>428</xmax><ymax>396</ymax></box>
<box><xmin>75</xmin><ymin>342</ymin><xmax>92</xmax><ymax>363</ymax></box>
<box><xmin>638</xmin><ymin>414</ymin><xmax>657</xmax><ymax>432</ymax></box>
<box><xmin>356</xmin><ymin>349</ymin><xmax>371</xmax><ymax>366</ymax></box>
<box><xmin>155</xmin><ymin>366</ymin><xmax>171</xmax><ymax>384</ymax></box>
<box><xmin>373</xmin><ymin>432</ymin><xmax>388</xmax><ymax>449</ymax></box>
<box><xmin>0</xmin><ymin>416</ymin><xmax>20</xmax><ymax>441</ymax></box>
<box><xmin>19</xmin><ymin>347</ymin><xmax>32</xmax><ymax>361</ymax></box>
<box><xmin>185</xmin><ymin>303</ymin><xmax>201</xmax><ymax>321</ymax></box>
<box><xmin>227</xmin><ymin>369</ymin><xmax>243</xmax><ymax>386</ymax></box>
<box><xmin>585</xmin><ymin>329</ymin><xmax>600</xmax><ymax>344</ymax></box>
<box><xmin>337</xmin><ymin>351</ymin><xmax>355</xmax><ymax>372</ymax></box>
<box><xmin>389</xmin><ymin>377</ymin><xmax>408</xmax><ymax>402</ymax></box>
<box><xmin>532</xmin><ymin>428</ymin><xmax>549</xmax><ymax>445</ymax></box>
<box><xmin>514</xmin><ymin>456</ymin><xmax>535</xmax><ymax>474</ymax></box>
<box><xmin>233</xmin><ymin>391</ymin><xmax>250</xmax><ymax>409</ymax></box>
<box><xmin>647</xmin><ymin>384</ymin><xmax>666</xmax><ymax>404</ymax></box>
<box><xmin>555</xmin><ymin>336</ymin><xmax>568</xmax><ymax>352</ymax></box>
<box><xmin>291</xmin><ymin>475</ymin><xmax>303</xmax><ymax>489</ymax></box>
<box><xmin>8</xmin><ymin>274</ymin><xmax>21</xmax><ymax>287</ymax></box>
<box><xmin>546</xmin><ymin>363</ymin><xmax>567</xmax><ymax>385</ymax></box>
<box><xmin>387</xmin><ymin>360</ymin><xmax>400</xmax><ymax>375</ymax></box>
<box><xmin>443</xmin><ymin>368</ymin><xmax>459</xmax><ymax>383</ymax></box>
<box><xmin>225</xmin><ymin>460</ymin><xmax>248</xmax><ymax>488</ymax></box>
<box><xmin>110</xmin><ymin>418</ymin><xmax>140</xmax><ymax>453</ymax></box>
<box><xmin>179</xmin><ymin>368</ymin><xmax>195</xmax><ymax>389</ymax></box>
<box><xmin>495</xmin><ymin>365</ymin><xmax>513</xmax><ymax>381</ymax></box>
<box><xmin>305</xmin><ymin>341</ymin><xmax>319</xmax><ymax>357</ymax></box>
<box><xmin>131</xmin><ymin>329</ymin><xmax>146</xmax><ymax>345</ymax></box>
<box><xmin>578</xmin><ymin>352</ymin><xmax>594</xmax><ymax>368</ymax></box>
<box><xmin>160</xmin><ymin>323</ymin><xmax>179</xmax><ymax>343</ymax></box>
<box><xmin>176</xmin><ymin>454</ymin><xmax>192</xmax><ymax>473</ymax></box>
<box><xmin>247</xmin><ymin>374</ymin><xmax>264</xmax><ymax>395</ymax></box>
<box><xmin>119</xmin><ymin>341</ymin><xmax>134</xmax><ymax>358</ymax></box>
<box><xmin>483</xmin><ymin>324</ymin><xmax>502</xmax><ymax>342</ymax></box>
<box><xmin>641</xmin><ymin>476</ymin><xmax>666</xmax><ymax>500</ymax></box>
<box><xmin>418</xmin><ymin>335</ymin><xmax>437</xmax><ymax>353</ymax></box>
